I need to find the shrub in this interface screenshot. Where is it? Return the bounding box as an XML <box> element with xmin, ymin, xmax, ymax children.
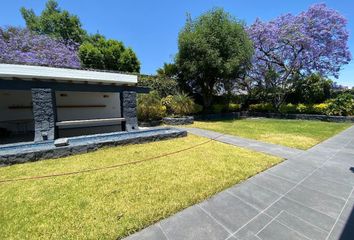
<box><xmin>161</xmin><ymin>95</ymin><xmax>174</xmax><ymax>114</ymax></box>
<box><xmin>249</xmin><ymin>103</ymin><xmax>274</xmax><ymax>112</ymax></box>
<box><xmin>312</xmin><ymin>103</ymin><xmax>329</xmax><ymax>115</ymax></box>
<box><xmin>194</xmin><ymin>104</ymin><xmax>203</xmax><ymax>113</ymax></box>
<box><xmin>296</xmin><ymin>104</ymin><xmax>309</xmax><ymax>113</ymax></box>
<box><xmin>137</xmin><ymin>91</ymin><xmax>166</xmax><ymax>121</ymax></box>
<box><xmin>326</xmin><ymin>93</ymin><xmax>354</xmax><ymax>116</ymax></box>
<box><xmin>211</xmin><ymin>103</ymin><xmax>241</xmax><ymax>113</ymax></box>
<box><xmin>211</xmin><ymin>104</ymin><xmax>226</xmax><ymax>113</ymax></box>
<box><xmin>169</xmin><ymin>93</ymin><xmax>196</xmax><ymax>116</ymax></box>
<box><xmin>228</xmin><ymin>103</ymin><xmax>241</xmax><ymax>112</ymax></box>
<box><xmin>279</xmin><ymin>103</ymin><xmax>297</xmax><ymax>114</ymax></box>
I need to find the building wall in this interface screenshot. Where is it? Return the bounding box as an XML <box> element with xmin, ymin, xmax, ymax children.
<box><xmin>55</xmin><ymin>91</ymin><xmax>121</xmax><ymax>121</ymax></box>
<box><xmin>0</xmin><ymin>90</ymin><xmax>121</xmax><ymax>134</ymax></box>
<box><xmin>0</xmin><ymin>90</ymin><xmax>33</xmax><ymax>133</ymax></box>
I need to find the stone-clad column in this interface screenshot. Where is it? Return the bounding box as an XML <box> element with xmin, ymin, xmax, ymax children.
<box><xmin>121</xmin><ymin>91</ymin><xmax>138</xmax><ymax>131</ymax></box>
<box><xmin>31</xmin><ymin>88</ymin><xmax>57</xmax><ymax>141</ymax></box>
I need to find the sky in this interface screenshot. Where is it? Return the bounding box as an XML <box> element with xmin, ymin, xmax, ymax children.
<box><xmin>0</xmin><ymin>0</ymin><xmax>353</xmax><ymax>87</ymax></box>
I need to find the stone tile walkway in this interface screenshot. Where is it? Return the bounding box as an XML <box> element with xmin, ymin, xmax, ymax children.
<box><xmin>125</xmin><ymin>126</ymin><xmax>354</xmax><ymax>240</ymax></box>
<box><xmin>179</xmin><ymin>127</ymin><xmax>305</xmax><ymax>159</ymax></box>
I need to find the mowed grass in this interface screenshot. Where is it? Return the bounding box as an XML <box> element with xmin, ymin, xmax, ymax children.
<box><xmin>191</xmin><ymin>118</ymin><xmax>352</xmax><ymax>149</ymax></box>
<box><xmin>0</xmin><ymin>135</ymin><xmax>281</xmax><ymax>240</ymax></box>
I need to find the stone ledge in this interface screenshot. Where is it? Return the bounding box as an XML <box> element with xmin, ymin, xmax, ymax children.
<box><xmin>163</xmin><ymin>116</ymin><xmax>194</xmax><ymax>125</ymax></box>
<box><xmin>0</xmin><ymin>128</ymin><xmax>187</xmax><ymax>166</ymax></box>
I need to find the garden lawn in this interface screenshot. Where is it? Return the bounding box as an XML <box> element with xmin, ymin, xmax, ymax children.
<box><xmin>191</xmin><ymin>118</ymin><xmax>352</xmax><ymax>149</ymax></box>
<box><xmin>0</xmin><ymin>135</ymin><xmax>281</xmax><ymax>240</ymax></box>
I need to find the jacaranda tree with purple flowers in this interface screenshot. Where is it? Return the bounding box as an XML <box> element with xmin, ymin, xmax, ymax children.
<box><xmin>0</xmin><ymin>26</ymin><xmax>80</xmax><ymax>68</ymax></box>
<box><xmin>248</xmin><ymin>3</ymin><xmax>351</xmax><ymax>109</ymax></box>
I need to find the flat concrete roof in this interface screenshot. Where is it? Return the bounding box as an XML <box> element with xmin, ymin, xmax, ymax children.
<box><xmin>0</xmin><ymin>64</ymin><xmax>138</xmax><ymax>85</ymax></box>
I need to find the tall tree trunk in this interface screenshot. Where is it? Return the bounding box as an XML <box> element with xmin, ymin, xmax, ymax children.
<box><xmin>202</xmin><ymin>93</ymin><xmax>213</xmax><ymax>110</ymax></box>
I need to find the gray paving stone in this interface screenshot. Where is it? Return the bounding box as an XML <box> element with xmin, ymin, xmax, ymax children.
<box><xmin>160</xmin><ymin>206</ymin><xmax>230</xmax><ymax>240</ymax></box>
<box><xmin>218</xmin><ymin>136</ymin><xmax>253</xmax><ymax>147</ymax></box>
<box><xmin>251</xmin><ymin>172</ymin><xmax>296</xmax><ymax>195</ymax></box>
<box><xmin>265</xmin><ymin>197</ymin><xmax>336</xmax><ymax>232</ymax></box>
<box><xmin>299</xmin><ymin>175</ymin><xmax>353</xmax><ymax>200</ymax></box>
<box><xmin>257</xmin><ymin>219</ymin><xmax>308</xmax><ymax>240</ymax></box>
<box><xmin>282</xmin><ymin>158</ymin><xmax>319</xmax><ymax>173</ymax></box>
<box><xmin>341</xmin><ymin>147</ymin><xmax>354</xmax><ymax>155</ymax></box>
<box><xmin>294</xmin><ymin>152</ymin><xmax>328</xmax><ymax>164</ymax></box>
<box><xmin>228</xmin><ymin>181</ymin><xmax>280</xmax><ymax>211</ymax></box>
<box><xmin>313</xmin><ymin>164</ymin><xmax>354</xmax><ymax>186</ymax></box>
<box><xmin>125</xmin><ymin>126</ymin><xmax>354</xmax><ymax>240</ymax></box>
<box><xmin>332</xmin><ymin>152</ymin><xmax>354</xmax><ymax>166</ymax></box>
<box><xmin>265</xmin><ymin>163</ymin><xmax>309</xmax><ymax>183</ymax></box>
<box><xmin>339</xmin><ymin>194</ymin><xmax>354</xmax><ymax>225</ymax></box>
<box><xmin>199</xmin><ymin>191</ymin><xmax>259</xmax><ymax>232</ymax></box>
<box><xmin>286</xmin><ymin>185</ymin><xmax>345</xmax><ymax>219</ymax></box>
<box><xmin>225</xmin><ymin>236</ymin><xmax>239</xmax><ymax>240</ymax></box>
<box><xmin>181</xmin><ymin>127</ymin><xmax>304</xmax><ymax>159</ymax></box>
<box><xmin>328</xmin><ymin>220</ymin><xmax>354</xmax><ymax>240</ymax></box>
<box><xmin>124</xmin><ymin>225</ymin><xmax>167</xmax><ymax>240</ymax></box>
<box><xmin>239</xmin><ymin>235</ymin><xmax>263</xmax><ymax>240</ymax></box>
<box><xmin>275</xmin><ymin>211</ymin><xmax>328</xmax><ymax>240</ymax></box>
<box><xmin>234</xmin><ymin>213</ymin><xmax>272</xmax><ymax>240</ymax></box>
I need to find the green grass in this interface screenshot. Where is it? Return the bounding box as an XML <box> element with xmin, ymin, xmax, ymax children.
<box><xmin>0</xmin><ymin>135</ymin><xmax>281</xmax><ymax>240</ymax></box>
<box><xmin>190</xmin><ymin>118</ymin><xmax>352</xmax><ymax>149</ymax></box>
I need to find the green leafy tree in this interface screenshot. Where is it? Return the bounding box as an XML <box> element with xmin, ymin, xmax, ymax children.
<box><xmin>138</xmin><ymin>74</ymin><xmax>179</xmax><ymax>98</ymax></box>
<box><xmin>21</xmin><ymin>0</ymin><xmax>87</xmax><ymax>44</ymax></box>
<box><xmin>157</xmin><ymin>63</ymin><xmax>178</xmax><ymax>78</ymax></box>
<box><xmin>176</xmin><ymin>8</ymin><xmax>253</xmax><ymax>108</ymax></box>
<box><xmin>78</xmin><ymin>42</ymin><xmax>104</xmax><ymax>69</ymax></box>
<box><xmin>289</xmin><ymin>74</ymin><xmax>332</xmax><ymax>104</ymax></box>
<box><xmin>79</xmin><ymin>34</ymin><xmax>140</xmax><ymax>72</ymax></box>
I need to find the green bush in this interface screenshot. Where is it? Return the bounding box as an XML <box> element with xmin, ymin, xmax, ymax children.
<box><xmin>228</xmin><ymin>103</ymin><xmax>241</xmax><ymax>112</ymax></box>
<box><xmin>161</xmin><ymin>95</ymin><xmax>174</xmax><ymax>114</ymax></box>
<box><xmin>249</xmin><ymin>103</ymin><xmax>274</xmax><ymax>112</ymax></box>
<box><xmin>211</xmin><ymin>104</ymin><xmax>226</xmax><ymax>113</ymax></box>
<box><xmin>211</xmin><ymin>103</ymin><xmax>241</xmax><ymax>113</ymax></box>
<box><xmin>169</xmin><ymin>93</ymin><xmax>196</xmax><ymax>116</ymax></box>
<box><xmin>279</xmin><ymin>103</ymin><xmax>297</xmax><ymax>114</ymax></box>
<box><xmin>326</xmin><ymin>93</ymin><xmax>354</xmax><ymax>116</ymax></box>
<box><xmin>296</xmin><ymin>104</ymin><xmax>309</xmax><ymax>113</ymax></box>
<box><xmin>312</xmin><ymin>103</ymin><xmax>329</xmax><ymax>115</ymax></box>
<box><xmin>194</xmin><ymin>104</ymin><xmax>203</xmax><ymax>113</ymax></box>
<box><xmin>137</xmin><ymin>91</ymin><xmax>166</xmax><ymax>121</ymax></box>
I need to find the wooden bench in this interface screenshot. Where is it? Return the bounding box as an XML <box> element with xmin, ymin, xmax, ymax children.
<box><xmin>56</xmin><ymin>118</ymin><xmax>125</xmax><ymax>129</ymax></box>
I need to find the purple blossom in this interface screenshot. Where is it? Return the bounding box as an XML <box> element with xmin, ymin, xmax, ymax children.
<box><xmin>0</xmin><ymin>27</ymin><xmax>81</xmax><ymax>68</ymax></box>
<box><xmin>248</xmin><ymin>3</ymin><xmax>351</xmax><ymax>79</ymax></box>
<box><xmin>247</xmin><ymin>3</ymin><xmax>351</xmax><ymax>107</ymax></box>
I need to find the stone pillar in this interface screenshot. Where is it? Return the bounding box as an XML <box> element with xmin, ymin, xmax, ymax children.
<box><xmin>121</xmin><ymin>91</ymin><xmax>138</xmax><ymax>131</ymax></box>
<box><xmin>31</xmin><ymin>88</ymin><xmax>57</xmax><ymax>141</ymax></box>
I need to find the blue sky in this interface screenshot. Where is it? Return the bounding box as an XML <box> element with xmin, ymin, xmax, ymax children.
<box><xmin>1</xmin><ymin>0</ymin><xmax>353</xmax><ymax>87</ymax></box>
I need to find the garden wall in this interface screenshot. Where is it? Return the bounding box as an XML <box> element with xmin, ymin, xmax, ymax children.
<box><xmin>194</xmin><ymin>111</ymin><xmax>354</xmax><ymax>123</ymax></box>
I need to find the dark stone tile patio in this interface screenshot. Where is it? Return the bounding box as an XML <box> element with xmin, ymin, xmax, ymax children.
<box><xmin>124</xmin><ymin>126</ymin><xmax>354</xmax><ymax>240</ymax></box>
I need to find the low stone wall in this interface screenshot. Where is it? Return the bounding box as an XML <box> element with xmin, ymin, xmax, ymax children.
<box><xmin>0</xmin><ymin>127</ymin><xmax>187</xmax><ymax>166</ymax></box>
<box><xmin>162</xmin><ymin>116</ymin><xmax>194</xmax><ymax>125</ymax></box>
<box><xmin>138</xmin><ymin>120</ymin><xmax>162</xmax><ymax>127</ymax></box>
<box><xmin>194</xmin><ymin>111</ymin><xmax>354</xmax><ymax>123</ymax></box>
<box><xmin>248</xmin><ymin>112</ymin><xmax>354</xmax><ymax>123</ymax></box>
<box><xmin>194</xmin><ymin>112</ymin><xmax>241</xmax><ymax>121</ymax></box>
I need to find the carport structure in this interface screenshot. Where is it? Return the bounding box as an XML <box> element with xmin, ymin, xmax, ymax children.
<box><xmin>0</xmin><ymin>64</ymin><xmax>148</xmax><ymax>143</ymax></box>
